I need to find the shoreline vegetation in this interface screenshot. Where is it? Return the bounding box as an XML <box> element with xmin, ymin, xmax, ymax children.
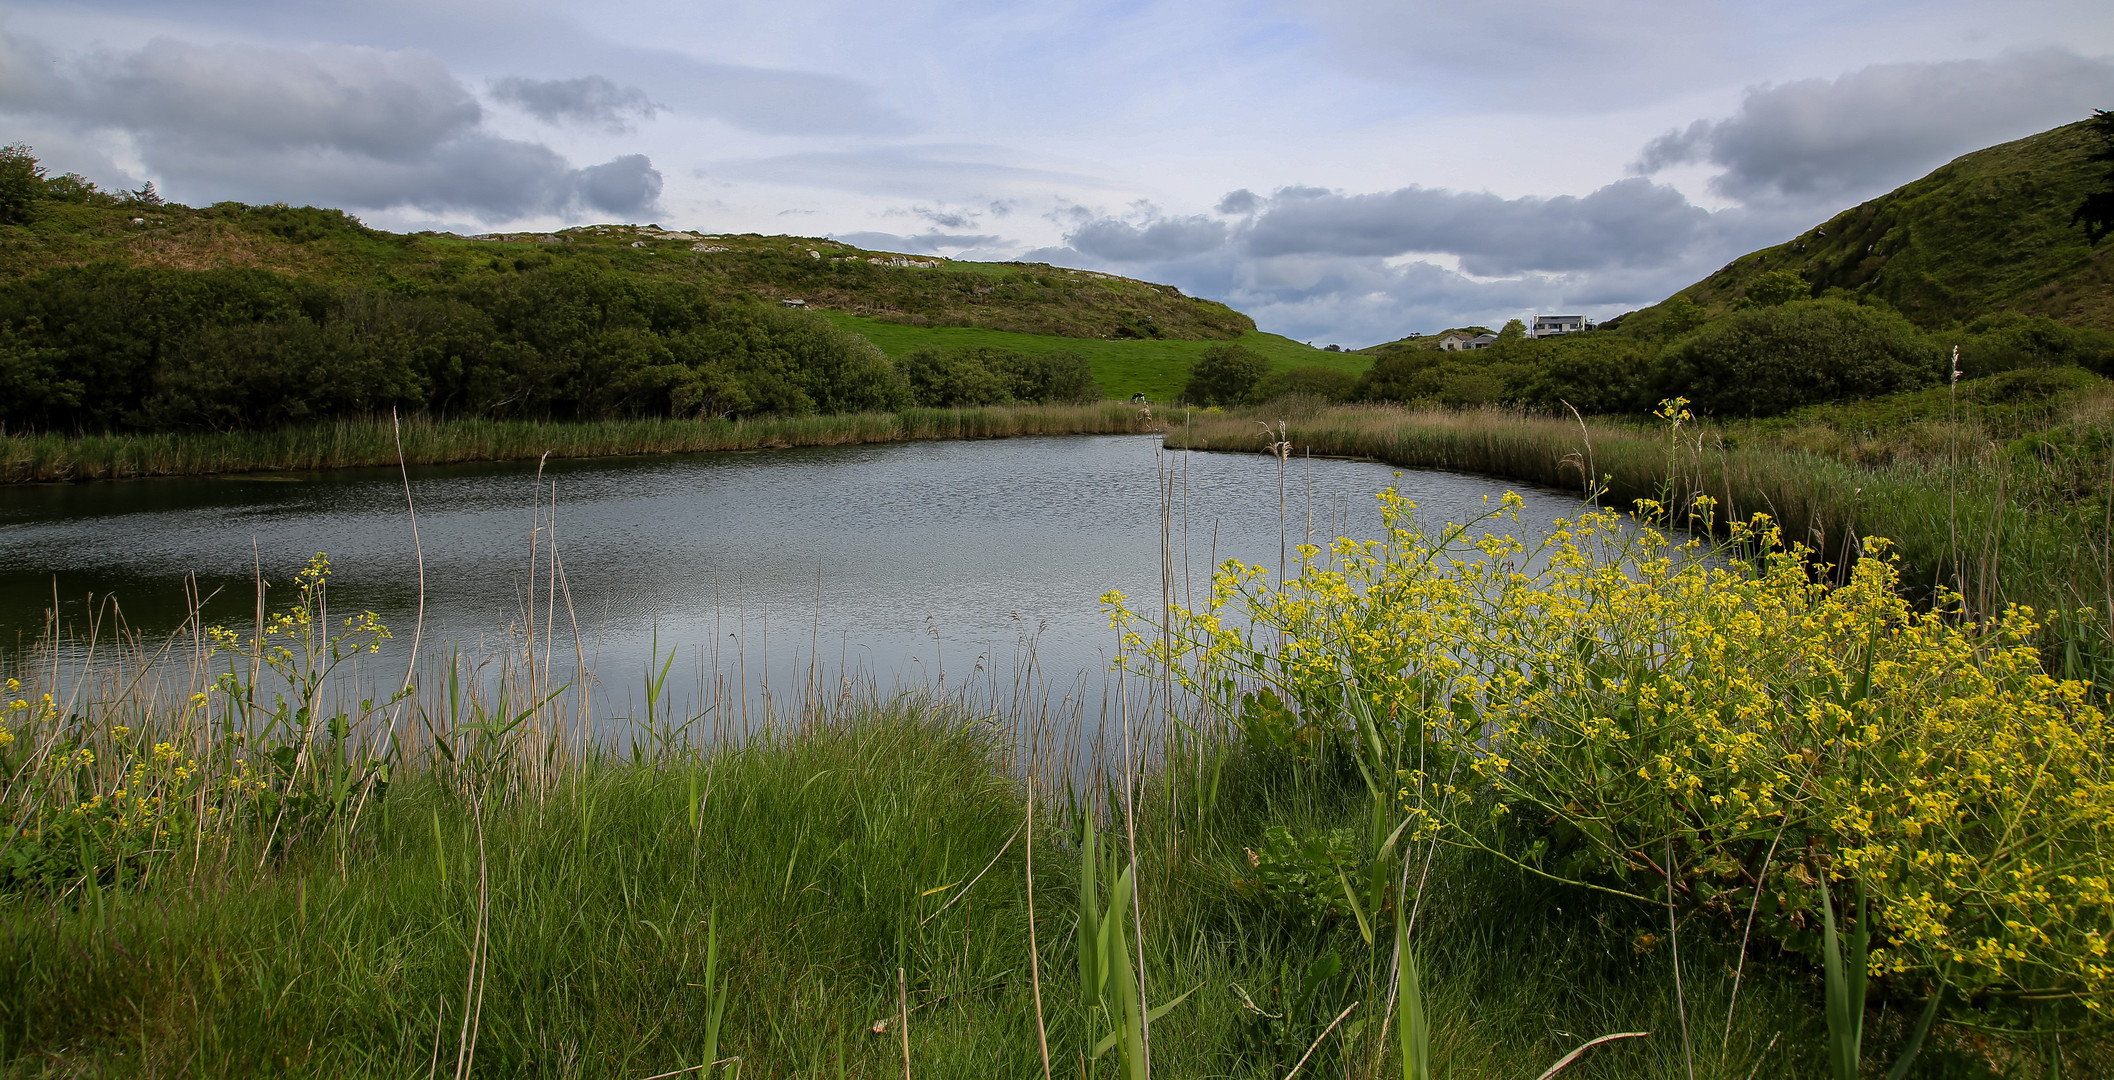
<box><xmin>1165</xmin><ymin>394</ymin><xmax>2114</xmax><ymax>677</ymax></box>
<box><xmin>4</xmin><ymin>470</ymin><xmax>2108</xmax><ymax>1075</ymax></box>
<box><xmin>0</xmin><ymin>401</ymin><xmax>1158</xmax><ymax>483</ymax></box>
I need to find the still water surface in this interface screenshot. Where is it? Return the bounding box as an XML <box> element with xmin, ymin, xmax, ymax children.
<box><xmin>0</xmin><ymin>435</ymin><xmax>1584</xmax><ymax>720</ymax></box>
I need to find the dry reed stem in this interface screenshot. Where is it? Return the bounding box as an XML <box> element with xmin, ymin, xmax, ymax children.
<box><xmin>1282</xmin><ymin>1000</ymin><xmax>1359</xmax><ymax>1080</ymax></box>
<box><xmin>1531</xmin><ymin>1032</ymin><xmax>1653</xmax><ymax>1080</ymax></box>
<box><xmin>897</xmin><ymin>966</ymin><xmax>912</xmax><ymax>1080</ymax></box>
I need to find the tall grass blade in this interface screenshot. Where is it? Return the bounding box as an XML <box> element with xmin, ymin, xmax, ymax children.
<box><xmin>1397</xmin><ymin>918</ymin><xmax>1431</xmax><ymax>1080</ymax></box>
<box><xmin>1077</xmin><ymin>820</ymin><xmax>1102</xmax><ymax>1010</ymax></box>
<box><xmin>1819</xmin><ymin>875</ymin><xmax>1865</xmax><ymax>1080</ymax></box>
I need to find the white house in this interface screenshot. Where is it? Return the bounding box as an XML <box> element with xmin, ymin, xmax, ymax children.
<box><xmin>1531</xmin><ymin>314</ymin><xmax>1593</xmax><ymax>338</ymax></box>
<box><xmin>1439</xmin><ymin>331</ymin><xmax>1498</xmax><ymax>351</ymax></box>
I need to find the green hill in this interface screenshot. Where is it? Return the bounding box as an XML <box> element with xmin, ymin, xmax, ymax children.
<box><xmin>1624</xmin><ymin>118</ymin><xmax>2114</xmax><ymax>335</ymax></box>
<box><xmin>0</xmin><ymin>149</ymin><xmax>1352</xmax><ymax>430</ymax></box>
<box><xmin>0</xmin><ymin>202</ymin><xmax>1256</xmax><ymax>342</ymax></box>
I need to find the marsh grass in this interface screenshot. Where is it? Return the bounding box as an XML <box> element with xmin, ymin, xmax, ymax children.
<box><xmin>0</xmin><ymin>402</ymin><xmax>1155</xmax><ymax>484</ymax></box>
<box><xmin>1165</xmin><ymin>399</ymin><xmax>2114</xmax><ymax>675</ymax></box>
<box><xmin>0</xmin><ymin>679</ymin><xmax>1853</xmax><ymax>1078</ymax></box>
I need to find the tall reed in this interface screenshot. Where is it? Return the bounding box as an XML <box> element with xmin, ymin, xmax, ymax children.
<box><xmin>0</xmin><ymin>402</ymin><xmax>1157</xmax><ymax>484</ymax></box>
<box><xmin>1165</xmin><ymin>402</ymin><xmax>2113</xmax><ymax>667</ymax></box>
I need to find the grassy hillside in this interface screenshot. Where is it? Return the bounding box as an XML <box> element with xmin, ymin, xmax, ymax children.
<box><xmin>0</xmin><ymin>200</ymin><xmax>1252</xmax><ymax>342</ymax></box>
<box><xmin>1624</xmin><ymin>118</ymin><xmax>2114</xmax><ymax>335</ymax></box>
<box><xmin>819</xmin><ymin>313</ymin><xmax>1353</xmax><ymax>401</ymax></box>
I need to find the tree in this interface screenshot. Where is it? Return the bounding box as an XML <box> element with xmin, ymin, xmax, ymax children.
<box><xmin>1658</xmin><ymin>295</ymin><xmax>1706</xmax><ymax>338</ymax></box>
<box><xmin>1495</xmin><ymin>318</ymin><xmax>1526</xmax><ymax>345</ymax></box>
<box><xmin>0</xmin><ymin>144</ymin><xmax>45</xmax><ymax>225</ymax></box>
<box><xmin>1180</xmin><ymin>342</ymin><xmax>1268</xmax><ymax>405</ymax></box>
<box><xmin>1657</xmin><ymin>298</ymin><xmax>1942</xmax><ymax>417</ymax></box>
<box><xmin>2073</xmin><ymin>108</ymin><xmax>2114</xmax><ymax>245</ymax></box>
<box><xmin>1250</xmin><ymin>365</ymin><xmax>1356</xmax><ymax>402</ymax></box>
<box><xmin>1745</xmin><ymin>268</ymin><xmax>1808</xmax><ymax>306</ymax></box>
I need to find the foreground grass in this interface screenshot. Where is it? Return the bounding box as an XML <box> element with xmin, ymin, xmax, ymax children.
<box><xmin>0</xmin><ymin>402</ymin><xmax>1154</xmax><ymax>484</ymax></box>
<box><xmin>821</xmin><ymin>313</ymin><xmax>1366</xmax><ymax>402</ymax></box>
<box><xmin>1</xmin><ymin>698</ymin><xmax>1859</xmax><ymax>1078</ymax></box>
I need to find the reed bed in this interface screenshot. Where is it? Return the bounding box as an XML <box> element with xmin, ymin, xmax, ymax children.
<box><xmin>1166</xmin><ymin>401</ymin><xmax>2113</xmax><ymax>653</ymax></box>
<box><xmin>0</xmin><ymin>402</ymin><xmax>1156</xmax><ymax>483</ymax></box>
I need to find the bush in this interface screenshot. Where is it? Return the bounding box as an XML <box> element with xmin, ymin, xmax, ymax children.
<box><xmin>1251</xmin><ymin>365</ymin><xmax>1356</xmax><ymax>403</ymax></box>
<box><xmin>1181</xmin><ymin>343</ymin><xmax>1268</xmax><ymax>405</ymax></box>
<box><xmin>1353</xmin><ymin>351</ymin><xmax>1452</xmax><ymax>404</ymax></box>
<box><xmin>1658</xmin><ymin>298</ymin><xmax>1943</xmax><ymax>417</ymax></box>
<box><xmin>0</xmin><ymin>263</ymin><xmax>915</xmax><ymax>429</ymax></box>
<box><xmin>1954</xmin><ymin>313</ymin><xmax>2114</xmax><ymax>378</ymax></box>
<box><xmin>897</xmin><ymin>346</ymin><xmax>1102</xmax><ymax>407</ymax></box>
<box><xmin>0</xmin><ymin>144</ymin><xmax>43</xmax><ymax>226</ymax></box>
<box><xmin>1114</xmin><ymin>489</ymin><xmax>2114</xmax><ymax>1017</ymax></box>
<box><xmin>1745</xmin><ymin>268</ymin><xmax>1809</xmax><ymax>306</ymax></box>
<box><xmin>1517</xmin><ymin>336</ymin><xmax>1655</xmax><ymax>413</ymax></box>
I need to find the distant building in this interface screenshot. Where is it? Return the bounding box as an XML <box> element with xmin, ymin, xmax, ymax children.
<box><xmin>1439</xmin><ymin>331</ymin><xmax>1498</xmax><ymax>351</ymax></box>
<box><xmin>1531</xmin><ymin>314</ymin><xmax>1594</xmax><ymax>338</ymax></box>
<box><xmin>781</xmin><ymin>298</ymin><xmax>807</xmax><ymax>308</ymax></box>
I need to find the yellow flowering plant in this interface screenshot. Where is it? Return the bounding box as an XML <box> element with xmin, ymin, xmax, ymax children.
<box><xmin>1107</xmin><ymin>481</ymin><xmax>2114</xmax><ymax>1019</ymax></box>
<box><xmin>1</xmin><ymin>679</ymin><xmax>207</xmax><ymax>893</ymax></box>
<box><xmin>2</xmin><ymin>552</ymin><xmax>401</xmax><ymax>895</ymax></box>
<box><xmin>204</xmin><ymin>552</ymin><xmax>402</xmax><ymax>843</ymax></box>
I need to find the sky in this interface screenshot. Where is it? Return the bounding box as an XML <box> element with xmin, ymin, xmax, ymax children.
<box><xmin>2</xmin><ymin>2</ymin><xmax>2112</xmax><ymax>345</ymax></box>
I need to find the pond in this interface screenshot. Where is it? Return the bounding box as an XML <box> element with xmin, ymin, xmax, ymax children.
<box><xmin>0</xmin><ymin>435</ymin><xmax>1586</xmax><ymax>729</ymax></box>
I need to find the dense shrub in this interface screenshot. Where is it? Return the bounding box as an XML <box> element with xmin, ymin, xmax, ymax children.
<box><xmin>1953</xmin><ymin>313</ymin><xmax>2114</xmax><ymax>378</ymax></box>
<box><xmin>1514</xmin><ymin>336</ymin><xmax>1656</xmax><ymax>413</ymax></box>
<box><xmin>1354</xmin><ymin>348</ymin><xmax>1539</xmax><ymax>408</ymax></box>
<box><xmin>1250</xmin><ymin>365</ymin><xmax>1356</xmax><ymax>403</ymax></box>
<box><xmin>1181</xmin><ymin>342</ymin><xmax>1268</xmax><ymax>405</ymax></box>
<box><xmin>0</xmin><ymin>263</ymin><xmax>913</xmax><ymax>430</ymax></box>
<box><xmin>896</xmin><ymin>345</ymin><xmax>1101</xmax><ymax>407</ymax></box>
<box><xmin>0</xmin><ymin>144</ymin><xmax>41</xmax><ymax>226</ymax></box>
<box><xmin>1744</xmin><ymin>268</ymin><xmax>1809</xmax><ymax>306</ymax></box>
<box><xmin>1657</xmin><ymin>298</ymin><xmax>1943</xmax><ymax>417</ymax></box>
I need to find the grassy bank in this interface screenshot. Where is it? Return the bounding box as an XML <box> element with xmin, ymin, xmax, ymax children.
<box><xmin>0</xmin><ymin>695</ymin><xmax>1844</xmax><ymax>1078</ymax></box>
<box><xmin>0</xmin><ymin>402</ymin><xmax>1156</xmax><ymax>483</ymax></box>
<box><xmin>4</xmin><ymin>498</ymin><xmax>2107</xmax><ymax>1076</ymax></box>
<box><xmin>1164</xmin><ymin>393</ymin><xmax>2113</xmax><ymax>660</ymax></box>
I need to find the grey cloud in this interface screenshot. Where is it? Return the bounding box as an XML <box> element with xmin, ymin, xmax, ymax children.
<box><xmin>1023</xmin><ymin>179</ymin><xmax>1800</xmax><ymax>345</ymax></box>
<box><xmin>1215</xmin><ymin>189</ymin><xmax>1258</xmax><ymax>215</ymax></box>
<box><xmin>21</xmin><ymin>36</ymin><xmax>480</xmax><ymax>160</ymax></box>
<box><xmin>491</xmin><ymin>75</ymin><xmax>660</xmax><ymax>132</ymax></box>
<box><xmin>1241</xmin><ymin>177</ymin><xmax>1708</xmax><ymax>276</ymax></box>
<box><xmin>0</xmin><ymin>32</ymin><xmax>660</xmax><ymax>220</ymax></box>
<box><xmin>910</xmin><ymin>205</ymin><xmax>978</xmax><ymax>229</ymax></box>
<box><xmin>9</xmin><ymin>0</ymin><xmax>907</xmax><ymax>137</ymax></box>
<box><xmin>1066</xmin><ymin>215</ymin><xmax>1228</xmax><ymax>262</ymax></box>
<box><xmin>573</xmin><ymin>154</ymin><xmax>663</xmax><ymax>215</ymax></box>
<box><xmin>1633</xmin><ymin>50</ymin><xmax>2114</xmax><ymax>204</ymax></box>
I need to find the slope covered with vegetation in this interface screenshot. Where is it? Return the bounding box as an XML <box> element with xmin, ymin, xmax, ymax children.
<box><xmin>0</xmin><ymin>146</ymin><xmax>1327</xmax><ymax>437</ymax></box>
<box><xmin>1654</xmin><ymin>117</ymin><xmax>2114</xmax><ymax>332</ymax></box>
